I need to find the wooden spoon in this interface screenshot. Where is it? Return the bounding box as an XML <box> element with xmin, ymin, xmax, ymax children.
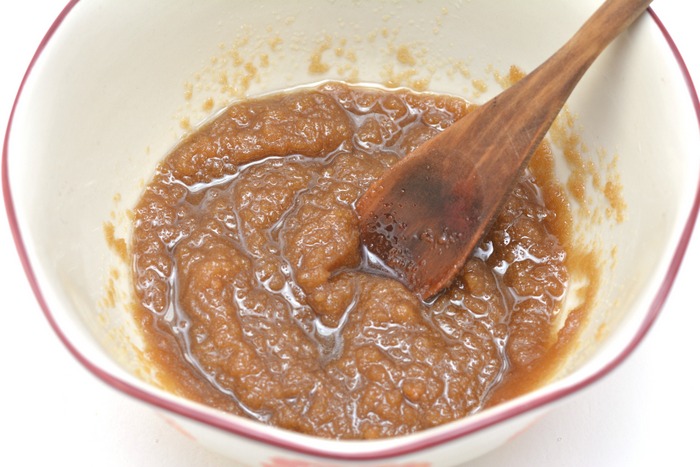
<box><xmin>356</xmin><ymin>0</ymin><xmax>652</xmax><ymax>300</ymax></box>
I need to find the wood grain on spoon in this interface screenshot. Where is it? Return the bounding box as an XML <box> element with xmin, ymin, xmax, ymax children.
<box><xmin>356</xmin><ymin>0</ymin><xmax>653</xmax><ymax>300</ymax></box>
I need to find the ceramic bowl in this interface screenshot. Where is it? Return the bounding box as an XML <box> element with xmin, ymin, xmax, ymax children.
<box><xmin>4</xmin><ymin>0</ymin><xmax>699</xmax><ymax>465</ymax></box>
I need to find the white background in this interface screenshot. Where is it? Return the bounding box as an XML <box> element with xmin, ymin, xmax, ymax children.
<box><xmin>1</xmin><ymin>1</ymin><xmax>698</xmax><ymax>466</ymax></box>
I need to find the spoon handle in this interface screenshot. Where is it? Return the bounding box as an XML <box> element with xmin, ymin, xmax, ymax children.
<box><xmin>458</xmin><ymin>0</ymin><xmax>655</xmax><ymax>204</ymax></box>
<box><xmin>516</xmin><ymin>0</ymin><xmax>653</xmax><ymax>128</ymax></box>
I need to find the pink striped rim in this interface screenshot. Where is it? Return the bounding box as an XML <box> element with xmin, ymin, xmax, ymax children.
<box><xmin>3</xmin><ymin>3</ymin><xmax>699</xmax><ymax>461</ymax></box>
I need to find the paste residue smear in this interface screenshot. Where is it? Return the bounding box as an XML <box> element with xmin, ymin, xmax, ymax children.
<box><xmin>130</xmin><ymin>81</ymin><xmax>586</xmax><ymax>439</ymax></box>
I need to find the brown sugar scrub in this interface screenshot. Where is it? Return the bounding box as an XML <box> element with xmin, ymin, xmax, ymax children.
<box><xmin>130</xmin><ymin>81</ymin><xmax>591</xmax><ymax>439</ymax></box>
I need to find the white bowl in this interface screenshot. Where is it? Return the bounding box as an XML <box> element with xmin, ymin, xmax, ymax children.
<box><xmin>3</xmin><ymin>0</ymin><xmax>699</xmax><ymax>465</ymax></box>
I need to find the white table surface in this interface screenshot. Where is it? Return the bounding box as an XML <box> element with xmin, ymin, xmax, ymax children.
<box><xmin>1</xmin><ymin>1</ymin><xmax>698</xmax><ymax>466</ymax></box>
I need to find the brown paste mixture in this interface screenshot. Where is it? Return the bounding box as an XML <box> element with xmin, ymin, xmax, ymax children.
<box><xmin>131</xmin><ymin>81</ymin><xmax>574</xmax><ymax>439</ymax></box>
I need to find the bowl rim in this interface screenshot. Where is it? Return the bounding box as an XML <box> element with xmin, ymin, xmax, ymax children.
<box><xmin>3</xmin><ymin>0</ymin><xmax>700</xmax><ymax>461</ymax></box>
